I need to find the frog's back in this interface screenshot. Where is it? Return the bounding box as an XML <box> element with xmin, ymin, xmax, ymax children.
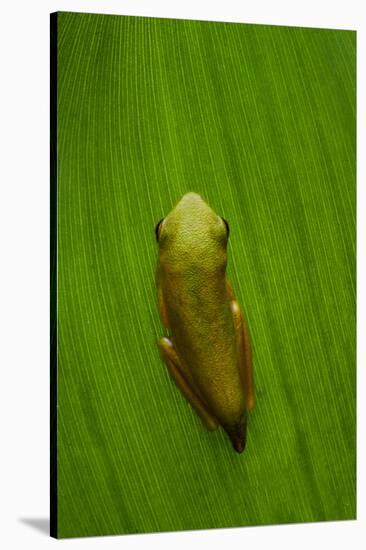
<box><xmin>160</xmin><ymin>245</ymin><xmax>246</xmax><ymax>425</ymax></box>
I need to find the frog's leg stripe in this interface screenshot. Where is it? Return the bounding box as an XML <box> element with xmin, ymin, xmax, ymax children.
<box><xmin>230</xmin><ymin>301</ymin><xmax>255</xmax><ymax>411</ymax></box>
<box><xmin>158</xmin><ymin>287</ymin><xmax>170</xmax><ymax>328</ymax></box>
<box><xmin>156</xmin><ymin>270</ymin><xmax>171</xmax><ymax>329</ymax></box>
<box><xmin>241</xmin><ymin>313</ymin><xmax>255</xmax><ymax>410</ymax></box>
<box><xmin>226</xmin><ymin>279</ymin><xmax>236</xmax><ymax>301</ymax></box>
<box><xmin>158</xmin><ymin>337</ymin><xmax>219</xmax><ymax>431</ymax></box>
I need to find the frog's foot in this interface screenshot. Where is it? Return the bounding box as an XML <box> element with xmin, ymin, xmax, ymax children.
<box><xmin>158</xmin><ymin>337</ymin><xmax>219</xmax><ymax>432</ymax></box>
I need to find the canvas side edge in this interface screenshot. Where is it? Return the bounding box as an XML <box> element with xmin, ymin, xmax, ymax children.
<box><xmin>50</xmin><ymin>11</ymin><xmax>58</xmax><ymax>540</ymax></box>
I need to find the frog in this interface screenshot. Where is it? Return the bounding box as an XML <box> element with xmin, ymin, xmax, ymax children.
<box><xmin>155</xmin><ymin>192</ymin><xmax>254</xmax><ymax>453</ymax></box>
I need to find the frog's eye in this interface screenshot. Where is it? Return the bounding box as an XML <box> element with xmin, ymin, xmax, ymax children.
<box><xmin>155</xmin><ymin>218</ymin><xmax>164</xmax><ymax>242</ymax></box>
<box><xmin>221</xmin><ymin>217</ymin><xmax>230</xmax><ymax>238</ymax></box>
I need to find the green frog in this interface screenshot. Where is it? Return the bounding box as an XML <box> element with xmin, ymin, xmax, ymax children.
<box><xmin>155</xmin><ymin>192</ymin><xmax>254</xmax><ymax>453</ymax></box>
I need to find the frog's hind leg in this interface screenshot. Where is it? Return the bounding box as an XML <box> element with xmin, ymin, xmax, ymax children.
<box><xmin>158</xmin><ymin>337</ymin><xmax>219</xmax><ymax>431</ymax></box>
<box><xmin>226</xmin><ymin>280</ymin><xmax>255</xmax><ymax>411</ymax></box>
<box><xmin>231</xmin><ymin>302</ymin><xmax>255</xmax><ymax>411</ymax></box>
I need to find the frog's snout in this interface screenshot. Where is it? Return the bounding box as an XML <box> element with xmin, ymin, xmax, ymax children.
<box><xmin>223</xmin><ymin>415</ymin><xmax>247</xmax><ymax>454</ymax></box>
<box><xmin>180</xmin><ymin>191</ymin><xmax>203</xmax><ymax>203</ymax></box>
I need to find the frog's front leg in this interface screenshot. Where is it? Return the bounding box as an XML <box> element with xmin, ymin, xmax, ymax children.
<box><xmin>158</xmin><ymin>337</ymin><xmax>219</xmax><ymax>431</ymax></box>
<box><xmin>156</xmin><ymin>269</ymin><xmax>170</xmax><ymax>329</ymax></box>
<box><xmin>226</xmin><ymin>280</ymin><xmax>255</xmax><ymax>411</ymax></box>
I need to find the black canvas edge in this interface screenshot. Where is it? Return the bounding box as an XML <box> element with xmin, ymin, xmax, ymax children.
<box><xmin>50</xmin><ymin>11</ymin><xmax>58</xmax><ymax>540</ymax></box>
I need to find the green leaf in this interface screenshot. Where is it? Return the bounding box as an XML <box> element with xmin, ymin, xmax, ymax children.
<box><xmin>53</xmin><ymin>12</ymin><xmax>356</xmax><ymax>538</ymax></box>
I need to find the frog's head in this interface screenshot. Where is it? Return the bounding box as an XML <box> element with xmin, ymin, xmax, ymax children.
<box><xmin>155</xmin><ymin>193</ymin><xmax>229</xmax><ymax>257</ymax></box>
